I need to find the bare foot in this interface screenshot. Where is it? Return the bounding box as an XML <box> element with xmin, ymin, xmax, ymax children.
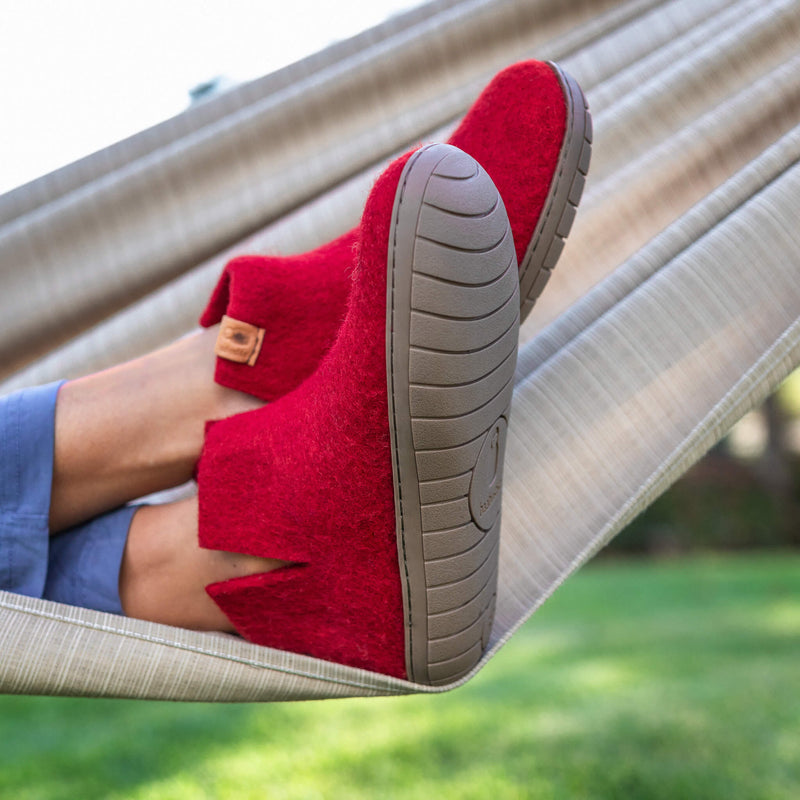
<box><xmin>50</xmin><ymin>327</ymin><xmax>263</xmax><ymax>533</ymax></box>
<box><xmin>119</xmin><ymin>496</ymin><xmax>287</xmax><ymax>631</ymax></box>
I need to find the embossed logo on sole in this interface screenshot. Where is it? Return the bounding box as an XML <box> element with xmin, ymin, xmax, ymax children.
<box><xmin>469</xmin><ymin>416</ymin><xmax>508</xmax><ymax>531</ymax></box>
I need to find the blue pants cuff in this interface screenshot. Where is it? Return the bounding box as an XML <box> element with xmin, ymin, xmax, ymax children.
<box><xmin>44</xmin><ymin>505</ymin><xmax>139</xmax><ymax>615</ymax></box>
<box><xmin>1</xmin><ymin>380</ymin><xmax>135</xmax><ymax>615</ymax></box>
<box><xmin>0</xmin><ymin>381</ymin><xmax>65</xmax><ymax>598</ymax></box>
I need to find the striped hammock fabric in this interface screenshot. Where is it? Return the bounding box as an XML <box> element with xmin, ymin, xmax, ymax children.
<box><xmin>1</xmin><ymin>0</ymin><xmax>799</xmax><ymax>700</ymax></box>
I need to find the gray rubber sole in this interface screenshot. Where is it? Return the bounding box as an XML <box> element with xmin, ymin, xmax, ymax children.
<box><xmin>386</xmin><ymin>143</ymin><xmax>519</xmax><ymax>685</ymax></box>
<box><xmin>518</xmin><ymin>62</ymin><xmax>593</xmax><ymax>323</ymax></box>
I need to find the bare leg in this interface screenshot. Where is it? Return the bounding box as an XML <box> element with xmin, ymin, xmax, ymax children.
<box><xmin>48</xmin><ymin>326</ymin><xmax>282</xmax><ymax>630</ymax></box>
<box><xmin>119</xmin><ymin>497</ymin><xmax>285</xmax><ymax>631</ymax></box>
<box><xmin>49</xmin><ymin>327</ymin><xmax>262</xmax><ymax>533</ymax></box>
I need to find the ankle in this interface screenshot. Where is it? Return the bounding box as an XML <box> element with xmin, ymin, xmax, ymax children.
<box><xmin>49</xmin><ymin>328</ymin><xmax>265</xmax><ymax>532</ymax></box>
<box><xmin>119</xmin><ymin>498</ymin><xmax>288</xmax><ymax>631</ymax></box>
<box><xmin>193</xmin><ymin>326</ymin><xmax>266</xmax><ymax>422</ymax></box>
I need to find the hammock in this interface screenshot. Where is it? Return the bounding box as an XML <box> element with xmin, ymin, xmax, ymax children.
<box><xmin>1</xmin><ymin>0</ymin><xmax>799</xmax><ymax>701</ymax></box>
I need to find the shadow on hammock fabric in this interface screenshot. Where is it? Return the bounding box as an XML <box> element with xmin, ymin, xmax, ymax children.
<box><xmin>1</xmin><ymin>0</ymin><xmax>800</xmax><ymax>700</ymax></box>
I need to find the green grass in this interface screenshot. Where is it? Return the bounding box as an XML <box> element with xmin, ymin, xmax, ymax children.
<box><xmin>2</xmin><ymin>553</ymin><xmax>799</xmax><ymax>799</ymax></box>
<box><xmin>777</xmin><ymin>369</ymin><xmax>800</xmax><ymax>416</ymax></box>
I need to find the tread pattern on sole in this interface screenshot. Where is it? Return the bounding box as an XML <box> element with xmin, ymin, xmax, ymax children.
<box><xmin>518</xmin><ymin>63</ymin><xmax>593</xmax><ymax>323</ymax></box>
<box><xmin>388</xmin><ymin>143</ymin><xmax>519</xmax><ymax>686</ymax></box>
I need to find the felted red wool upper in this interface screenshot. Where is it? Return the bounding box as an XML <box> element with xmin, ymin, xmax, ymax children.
<box><xmin>199</xmin><ymin>232</ymin><xmax>356</xmax><ymax>401</ymax></box>
<box><xmin>199</xmin><ymin>60</ymin><xmax>566</xmax><ymax>400</ymax></box>
<box><xmin>197</xmin><ymin>153</ymin><xmax>413</xmax><ymax>678</ymax></box>
<box><xmin>448</xmin><ymin>60</ymin><xmax>566</xmax><ymax>266</ymax></box>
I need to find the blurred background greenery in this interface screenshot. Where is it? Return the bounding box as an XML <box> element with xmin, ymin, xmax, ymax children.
<box><xmin>609</xmin><ymin>371</ymin><xmax>800</xmax><ymax>555</ymax></box>
<box><xmin>2</xmin><ymin>556</ymin><xmax>798</xmax><ymax>799</ymax></box>
<box><xmin>4</xmin><ymin>3</ymin><xmax>798</xmax><ymax>796</ymax></box>
<box><xmin>2</xmin><ymin>378</ymin><xmax>799</xmax><ymax>799</ymax></box>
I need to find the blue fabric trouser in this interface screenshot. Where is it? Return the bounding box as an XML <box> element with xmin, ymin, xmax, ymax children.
<box><xmin>0</xmin><ymin>381</ymin><xmax>136</xmax><ymax>614</ymax></box>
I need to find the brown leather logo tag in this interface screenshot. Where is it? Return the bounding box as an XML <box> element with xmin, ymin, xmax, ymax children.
<box><xmin>214</xmin><ymin>315</ymin><xmax>265</xmax><ymax>366</ymax></box>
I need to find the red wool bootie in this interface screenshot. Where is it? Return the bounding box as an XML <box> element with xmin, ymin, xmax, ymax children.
<box><xmin>197</xmin><ymin>143</ymin><xmax>520</xmax><ymax>683</ymax></box>
<box><xmin>200</xmin><ymin>60</ymin><xmax>591</xmax><ymax>402</ymax></box>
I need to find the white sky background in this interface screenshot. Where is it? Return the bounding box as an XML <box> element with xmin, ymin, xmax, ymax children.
<box><xmin>1</xmin><ymin>0</ymin><xmax>422</xmax><ymax>196</ymax></box>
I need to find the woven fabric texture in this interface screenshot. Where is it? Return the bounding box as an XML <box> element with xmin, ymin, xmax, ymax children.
<box><xmin>1</xmin><ymin>0</ymin><xmax>799</xmax><ymax>700</ymax></box>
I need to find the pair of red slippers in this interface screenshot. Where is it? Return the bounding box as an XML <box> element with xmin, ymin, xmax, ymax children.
<box><xmin>196</xmin><ymin>60</ymin><xmax>592</xmax><ymax>684</ymax></box>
